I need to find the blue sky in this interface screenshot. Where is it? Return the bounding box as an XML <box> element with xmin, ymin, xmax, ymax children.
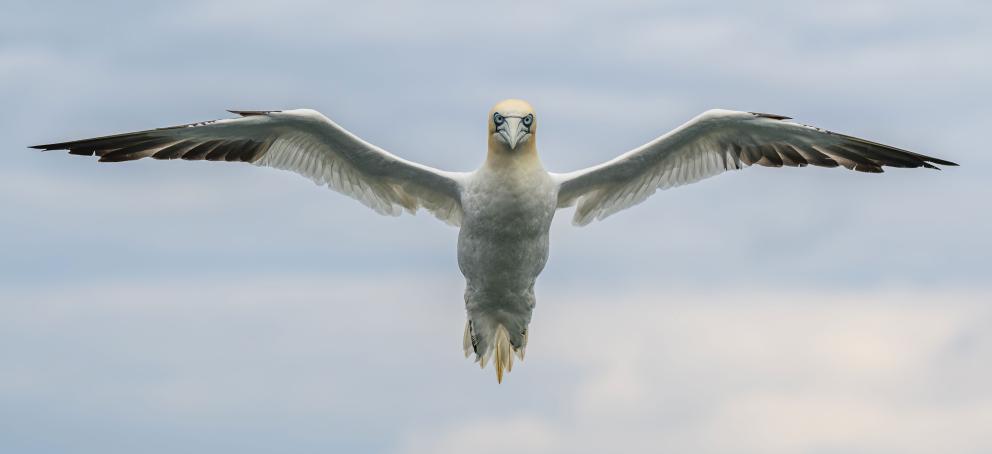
<box><xmin>2</xmin><ymin>1</ymin><xmax>990</xmax><ymax>453</ymax></box>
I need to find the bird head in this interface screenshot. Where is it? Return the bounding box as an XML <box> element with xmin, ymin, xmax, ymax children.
<box><xmin>488</xmin><ymin>99</ymin><xmax>536</xmax><ymax>152</ymax></box>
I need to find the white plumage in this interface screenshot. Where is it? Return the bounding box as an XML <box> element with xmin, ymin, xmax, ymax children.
<box><xmin>31</xmin><ymin>100</ymin><xmax>957</xmax><ymax>382</ymax></box>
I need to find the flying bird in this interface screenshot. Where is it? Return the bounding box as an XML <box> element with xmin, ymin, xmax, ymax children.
<box><xmin>31</xmin><ymin>99</ymin><xmax>957</xmax><ymax>382</ymax></box>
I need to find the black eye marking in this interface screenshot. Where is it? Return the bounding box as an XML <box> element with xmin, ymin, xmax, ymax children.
<box><xmin>493</xmin><ymin>112</ymin><xmax>505</xmax><ymax>126</ymax></box>
<box><xmin>522</xmin><ymin>114</ymin><xmax>533</xmax><ymax>127</ymax></box>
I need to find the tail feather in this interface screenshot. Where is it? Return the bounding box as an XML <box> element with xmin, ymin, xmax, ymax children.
<box><xmin>494</xmin><ymin>325</ymin><xmax>512</xmax><ymax>382</ymax></box>
<box><xmin>463</xmin><ymin>320</ymin><xmax>527</xmax><ymax>383</ymax></box>
<box><xmin>516</xmin><ymin>330</ymin><xmax>528</xmax><ymax>361</ymax></box>
<box><xmin>462</xmin><ymin>321</ymin><xmax>473</xmax><ymax>358</ymax></box>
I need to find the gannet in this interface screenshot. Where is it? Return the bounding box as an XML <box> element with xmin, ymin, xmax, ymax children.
<box><xmin>30</xmin><ymin>99</ymin><xmax>957</xmax><ymax>382</ymax></box>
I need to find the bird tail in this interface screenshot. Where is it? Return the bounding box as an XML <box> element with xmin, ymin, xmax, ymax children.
<box><xmin>463</xmin><ymin>320</ymin><xmax>527</xmax><ymax>383</ymax></box>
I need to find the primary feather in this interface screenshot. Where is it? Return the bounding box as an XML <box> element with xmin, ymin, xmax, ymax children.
<box><xmin>553</xmin><ymin>109</ymin><xmax>955</xmax><ymax>225</ymax></box>
<box><xmin>32</xmin><ymin>109</ymin><xmax>465</xmax><ymax>225</ymax></box>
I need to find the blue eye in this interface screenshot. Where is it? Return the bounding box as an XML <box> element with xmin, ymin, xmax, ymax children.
<box><xmin>493</xmin><ymin>113</ymin><xmax>504</xmax><ymax>126</ymax></box>
<box><xmin>522</xmin><ymin>114</ymin><xmax>533</xmax><ymax>127</ymax></box>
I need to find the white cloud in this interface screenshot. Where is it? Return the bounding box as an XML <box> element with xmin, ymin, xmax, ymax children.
<box><xmin>402</xmin><ymin>285</ymin><xmax>992</xmax><ymax>454</ymax></box>
<box><xmin>4</xmin><ymin>279</ymin><xmax>989</xmax><ymax>453</ymax></box>
<box><xmin>401</xmin><ymin>415</ymin><xmax>560</xmax><ymax>454</ymax></box>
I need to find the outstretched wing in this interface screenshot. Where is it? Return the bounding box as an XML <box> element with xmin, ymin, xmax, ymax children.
<box><xmin>31</xmin><ymin>109</ymin><xmax>464</xmax><ymax>225</ymax></box>
<box><xmin>553</xmin><ymin>109</ymin><xmax>957</xmax><ymax>226</ymax></box>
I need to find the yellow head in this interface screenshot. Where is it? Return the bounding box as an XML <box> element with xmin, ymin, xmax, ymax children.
<box><xmin>488</xmin><ymin>99</ymin><xmax>536</xmax><ymax>153</ymax></box>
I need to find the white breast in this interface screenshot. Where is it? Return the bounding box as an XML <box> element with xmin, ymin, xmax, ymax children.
<box><xmin>457</xmin><ymin>165</ymin><xmax>557</xmax><ymax>287</ymax></box>
<box><xmin>455</xmin><ymin>164</ymin><xmax>558</xmax><ymax>379</ymax></box>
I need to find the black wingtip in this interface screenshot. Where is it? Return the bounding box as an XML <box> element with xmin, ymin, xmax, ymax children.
<box><xmin>921</xmin><ymin>157</ymin><xmax>958</xmax><ymax>169</ymax></box>
<box><xmin>750</xmin><ymin>112</ymin><xmax>792</xmax><ymax>120</ymax></box>
<box><xmin>29</xmin><ymin>144</ymin><xmax>63</xmax><ymax>151</ymax></box>
<box><xmin>227</xmin><ymin>110</ymin><xmax>280</xmax><ymax>117</ymax></box>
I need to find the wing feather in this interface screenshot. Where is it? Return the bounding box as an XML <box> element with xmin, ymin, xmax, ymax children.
<box><xmin>31</xmin><ymin>109</ymin><xmax>464</xmax><ymax>225</ymax></box>
<box><xmin>553</xmin><ymin>109</ymin><xmax>957</xmax><ymax>226</ymax></box>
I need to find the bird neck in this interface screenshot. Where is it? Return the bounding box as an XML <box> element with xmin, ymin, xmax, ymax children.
<box><xmin>485</xmin><ymin>139</ymin><xmax>543</xmax><ymax>171</ymax></box>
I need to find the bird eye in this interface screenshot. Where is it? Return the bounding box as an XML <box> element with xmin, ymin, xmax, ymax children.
<box><xmin>522</xmin><ymin>114</ymin><xmax>533</xmax><ymax>127</ymax></box>
<box><xmin>493</xmin><ymin>113</ymin><xmax>504</xmax><ymax>126</ymax></box>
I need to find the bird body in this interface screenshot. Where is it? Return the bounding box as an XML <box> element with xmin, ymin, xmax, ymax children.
<box><xmin>459</xmin><ymin>130</ymin><xmax>558</xmax><ymax>380</ymax></box>
<box><xmin>30</xmin><ymin>99</ymin><xmax>958</xmax><ymax>383</ymax></box>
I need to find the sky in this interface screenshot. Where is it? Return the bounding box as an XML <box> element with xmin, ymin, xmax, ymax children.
<box><xmin>1</xmin><ymin>1</ymin><xmax>990</xmax><ymax>453</ymax></box>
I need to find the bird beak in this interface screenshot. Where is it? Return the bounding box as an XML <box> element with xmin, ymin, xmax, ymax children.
<box><xmin>498</xmin><ymin>117</ymin><xmax>527</xmax><ymax>150</ymax></box>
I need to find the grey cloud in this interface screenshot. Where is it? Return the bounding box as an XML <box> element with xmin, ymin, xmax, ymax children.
<box><xmin>4</xmin><ymin>279</ymin><xmax>990</xmax><ymax>454</ymax></box>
